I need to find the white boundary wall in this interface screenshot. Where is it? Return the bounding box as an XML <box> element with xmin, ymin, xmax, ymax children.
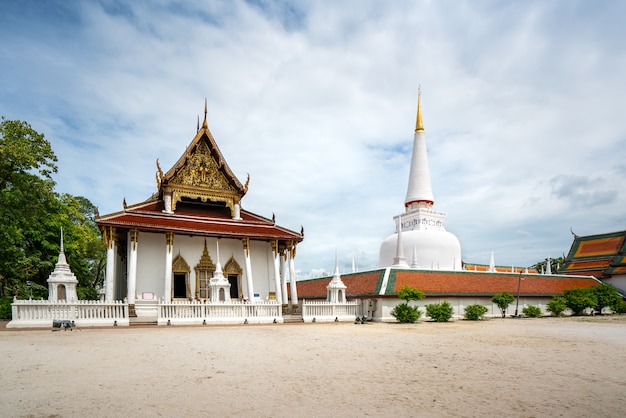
<box><xmin>158</xmin><ymin>300</ymin><xmax>283</xmax><ymax>325</ymax></box>
<box><xmin>7</xmin><ymin>299</ymin><xmax>129</xmax><ymax>328</ymax></box>
<box><xmin>371</xmin><ymin>296</ymin><xmax>557</xmax><ymax>322</ymax></box>
<box><xmin>301</xmin><ymin>300</ymin><xmax>358</xmax><ymax>323</ymax></box>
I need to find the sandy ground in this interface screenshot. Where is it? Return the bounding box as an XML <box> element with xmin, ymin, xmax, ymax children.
<box><xmin>1</xmin><ymin>316</ymin><xmax>625</xmax><ymax>418</ymax></box>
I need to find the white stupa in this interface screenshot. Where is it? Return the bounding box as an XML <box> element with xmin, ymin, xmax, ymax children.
<box><xmin>379</xmin><ymin>90</ymin><xmax>462</xmax><ymax>270</ymax></box>
<box><xmin>47</xmin><ymin>228</ymin><xmax>79</xmax><ymax>301</ymax></box>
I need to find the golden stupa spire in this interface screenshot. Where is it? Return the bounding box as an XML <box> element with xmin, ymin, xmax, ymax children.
<box><xmin>414</xmin><ymin>86</ymin><xmax>424</xmax><ymax>133</ymax></box>
<box><xmin>202</xmin><ymin>98</ymin><xmax>208</xmax><ymax>130</ymax></box>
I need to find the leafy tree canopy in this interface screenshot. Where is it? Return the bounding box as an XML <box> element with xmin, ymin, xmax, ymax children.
<box><xmin>491</xmin><ymin>291</ymin><xmax>515</xmax><ymax>318</ymax></box>
<box><xmin>397</xmin><ymin>285</ymin><xmax>425</xmax><ymax>302</ymax></box>
<box><xmin>0</xmin><ymin>118</ymin><xmax>104</xmax><ymax>299</ymax></box>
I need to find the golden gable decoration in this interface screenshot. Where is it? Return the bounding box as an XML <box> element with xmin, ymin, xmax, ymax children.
<box><xmin>224</xmin><ymin>256</ymin><xmax>243</xmax><ymax>275</ymax></box>
<box><xmin>158</xmin><ymin>101</ymin><xmax>248</xmax><ymax>215</ymax></box>
<box><xmin>172</xmin><ymin>253</ymin><xmax>190</xmax><ymax>273</ymax></box>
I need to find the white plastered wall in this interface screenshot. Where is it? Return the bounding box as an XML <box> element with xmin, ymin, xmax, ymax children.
<box><xmin>371</xmin><ymin>296</ymin><xmax>556</xmax><ymax>322</ymax></box>
<box><xmin>134</xmin><ymin>232</ymin><xmax>277</xmax><ymax>301</ymax></box>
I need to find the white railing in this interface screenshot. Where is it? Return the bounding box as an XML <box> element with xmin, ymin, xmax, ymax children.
<box><xmin>158</xmin><ymin>300</ymin><xmax>283</xmax><ymax>325</ymax></box>
<box><xmin>301</xmin><ymin>300</ymin><xmax>358</xmax><ymax>323</ymax></box>
<box><xmin>7</xmin><ymin>298</ymin><xmax>129</xmax><ymax>328</ymax></box>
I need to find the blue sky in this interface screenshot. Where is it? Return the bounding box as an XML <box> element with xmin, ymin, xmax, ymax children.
<box><xmin>2</xmin><ymin>0</ymin><xmax>625</xmax><ymax>277</ymax></box>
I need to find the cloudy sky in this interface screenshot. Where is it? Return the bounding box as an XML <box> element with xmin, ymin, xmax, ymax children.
<box><xmin>2</xmin><ymin>0</ymin><xmax>625</xmax><ymax>277</ymax></box>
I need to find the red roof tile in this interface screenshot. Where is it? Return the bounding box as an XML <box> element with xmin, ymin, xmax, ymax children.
<box><xmin>97</xmin><ymin>200</ymin><xmax>302</xmax><ymax>241</ymax></box>
<box><xmin>296</xmin><ymin>268</ymin><xmax>600</xmax><ymax>299</ymax></box>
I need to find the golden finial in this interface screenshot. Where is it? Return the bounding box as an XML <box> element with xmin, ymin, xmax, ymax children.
<box><xmin>202</xmin><ymin>98</ymin><xmax>208</xmax><ymax>129</ymax></box>
<box><xmin>414</xmin><ymin>85</ymin><xmax>424</xmax><ymax>133</ymax></box>
<box><xmin>197</xmin><ymin>115</ymin><xmax>200</xmax><ymax>133</ymax></box>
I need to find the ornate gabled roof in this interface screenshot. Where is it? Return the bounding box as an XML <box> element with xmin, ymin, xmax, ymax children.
<box><xmin>559</xmin><ymin>230</ymin><xmax>626</xmax><ymax>278</ymax></box>
<box><xmin>96</xmin><ymin>101</ymin><xmax>303</xmax><ymax>244</ymax></box>
<box><xmin>156</xmin><ymin>102</ymin><xmax>249</xmax><ymax>214</ymax></box>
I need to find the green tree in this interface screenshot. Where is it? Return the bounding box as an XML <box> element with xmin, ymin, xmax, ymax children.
<box><xmin>546</xmin><ymin>296</ymin><xmax>567</xmax><ymax>316</ymax></box>
<box><xmin>464</xmin><ymin>304</ymin><xmax>488</xmax><ymax>320</ymax></box>
<box><xmin>425</xmin><ymin>301</ymin><xmax>454</xmax><ymax>322</ymax></box>
<box><xmin>563</xmin><ymin>287</ymin><xmax>597</xmax><ymax>315</ymax></box>
<box><xmin>591</xmin><ymin>284</ymin><xmax>623</xmax><ymax>313</ymax></box>
<box><xmin>391</xmin><ymin>285</ymin><xmax>425</xmax><ymax>323</ymax></box>
<box><xmin>491</xmin><ymin>291</ymin><xmax>515</xmax><ymax>318</ymax></box>
<box><xmin>0</xmin><ymin>118</ymin><xmax>58</xmax><ymax>297</ymax></box>
<box><xmin>0</xmin><ymin>118</ymin><xmax>104</xmax><ymax>300</ymax></box>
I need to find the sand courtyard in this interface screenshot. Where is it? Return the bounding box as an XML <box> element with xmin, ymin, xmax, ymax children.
<box><xmin>1</xmin><ymin>316</ymin><xmax>625</xmax><ymax>417</ymax></box>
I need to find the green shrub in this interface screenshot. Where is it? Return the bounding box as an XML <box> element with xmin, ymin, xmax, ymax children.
<box><xmin>491</xmin><ymin>291</ymin><xmax>515</xmax><ymax>318</ymax></box>
<box><xmin>563</xmin><ymin>287</ymin><xmax>597</xmax><ymax>315</ymax></box>
<box><xmin>464</xmin><ymin>304</ymin><xmax>489</xmax><ymax>320</ymax></box>
<box><xmin>0</xmin><ymin>297</ymin><xmax>12</xmax><ymax>320</ymax></box>
<box><xmin>592</xmin><ymin>284</ymin><xmax>623</xmax><ymax>312</ymax></box>
<box><xmin>391</xmin><ymin>303</ymin><xmax>423</xmax><ymax>323</ymax></box>
<box><xmin>522</xmin><ymin>305</ymin><xmax>542</xmax><ymax>318</ymax></box>
<box><xmin>547</xmin><ymin>296</ymin><xmax>567</xmax><ymax>316</ymax></box>
<box><xmin>425</xmin><ymin>301</ymin><xmax>454</xmax><ymax>322</ymax></box>
<box><xmin>615</xmin><ymin>299</ymin><xmax>626</xmax><ymax>314</ymax></box>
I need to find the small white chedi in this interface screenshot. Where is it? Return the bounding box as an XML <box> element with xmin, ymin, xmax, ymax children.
<box><xmin>379</xmin><ymin>91</ymin><xmax>462</xmax><ymax>270</ymax></box>
<box><xmin>47</xmin><ymin>228</ymin><xmax>79</xmax><ymax>301</ymax></box>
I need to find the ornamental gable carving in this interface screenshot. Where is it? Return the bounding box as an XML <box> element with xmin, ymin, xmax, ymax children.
<box><xmin>170</xmin><ymin>139</ymin><xmax>236</xmax><ymax>193</ymax></box>
<box><xmin>172</xmin><ymin>254</ymin><xmax>190</xmax><ymax>273</ymax></box>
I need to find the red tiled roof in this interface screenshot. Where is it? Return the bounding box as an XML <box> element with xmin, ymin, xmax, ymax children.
<box><xmin>295</xmin><ymin>271</ymin><xmax>384</xmax><ymax>299</ymax></box>
<box><xmin>97</xmin><ymin>199</ymin><xmax>302</xmax><ymax>241</ymax></box>
<box><xmin>391</xmin><ymin>270</ymin><xmax>599</xmax><ymax>296</ymax></box>
<box><xmin>296</xmin><ymin>268</ymin><xmax>600</xmax><ymax>299</ymax></box>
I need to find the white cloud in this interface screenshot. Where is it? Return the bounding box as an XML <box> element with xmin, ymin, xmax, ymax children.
<box><xmin>1</xmin><ymin>0</ymin><xmax>625</xmax><ymax>276</ymax></box>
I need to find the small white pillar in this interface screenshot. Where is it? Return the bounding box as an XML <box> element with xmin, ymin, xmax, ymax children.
<box><xmin>164</xmin><ymin>232</ymin><xmax>173</xmax><ymax>301</ymax></box>
<box><xmin>288</xmin><ymin>245</ymin><xmax>298</xmax><ymax>306</ymax></box>
<box><xmin>233</xmin><ymin>203</ymin><xmax>242</xmax><ymax>220</ymax></box>
<box><xmin>163</xmin><ymin>192</ymin><xmax>173</xmax><ymax>214</ymax></box>
<box><xmin>104</xmin><ymin>228</ymin><xmax>116</xmax><ymax>302</ymax></box>
<box><xmin>242</xmin><ymin>238</ymin><xmax>255</xmax><ymax>300</ymax></box>
<box><xmin>280</xmin><ymin>251</ymin><xmax>288</xmax><ymax>305</ymax></box>
<box><xmin>272</xmin><ymin>241</ymin><xmax>282</xmax><ymax>305</ymax></box>
<box><xmin>127</xmin><ymin>229</ymin><xmax>138</xmax><ymax>304</ymax></box>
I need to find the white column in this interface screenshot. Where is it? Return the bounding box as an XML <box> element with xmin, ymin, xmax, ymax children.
<box><xmin>104</xmin><ymin>227</ymin><xmax>116</xmax><ymax>302</ymax></box>
<box><xmin>271</xmin><ymin>241</ymin><xmax>282</xmax><ymax>305</ymax></box>
<box><xmin>288</xmin><ymin>244</ymin><xmax>298</xmax><ymax>306</ymax></box>
<box><xmin>242</xmin><ymin>238</ymin><xmax>255</xmax><ymax>301</ymax></box>
<box><xmin>164</xmin><ymin>232</ymin><xmax>173</xmax><ymax>301</ymax></box>
<box><xmin>280</xmin><ymin>251</ymin><xmax>288</xmax><ymax>305</ymax></box>
<box><xmin>127</xmin><ymin>229</ymin><xmax>138</xmax><ymax>304</ymax></box>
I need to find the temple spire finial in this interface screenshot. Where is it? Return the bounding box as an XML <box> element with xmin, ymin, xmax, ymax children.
<box><xmin>60</xmin><ymin>227</ymin><xmax>64</xmax><ymax>253</ymax></box>
<box><xmin>202</xmin><ymin>98</ymin><xmax>208</xmax><ymax>130</ymax></box>
<box><xmin>414</xmin><ymin>85</ymin><xmax>424</xmax><ymax>133</ymax></box>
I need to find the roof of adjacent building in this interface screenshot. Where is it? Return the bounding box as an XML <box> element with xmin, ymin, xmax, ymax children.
<box><xmin>296</xmin><ymin>268</ymin><xmax>601</xmax><ymax>299</ymax></box>
<box><xmin>559</xmin><ymin>230</ymin><xmax>626</xmax><ymax>278</ymax></box>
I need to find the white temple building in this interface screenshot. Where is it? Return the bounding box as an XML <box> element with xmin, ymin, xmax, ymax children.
<box><xmin>379</xmin><ymin>91</ymin><xmax>462</xmax><ymax>270</ymax></box>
